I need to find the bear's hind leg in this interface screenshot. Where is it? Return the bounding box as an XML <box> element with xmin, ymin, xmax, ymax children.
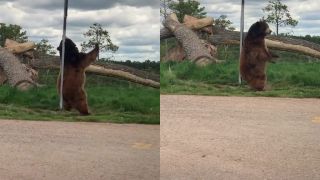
<box><xmin>73</xmin><ymin>97</ymin><xmax>90</xmax><ymax>115</ymax></box>
<box><xmin>63</xmin><ymin>100</ymin><xmax>72</xmax><ymax>111</ymax></box>
<box><xmin>75</xmin><ymin>101</ymin><xmax>90</xmax><ymax>115</ymax></box>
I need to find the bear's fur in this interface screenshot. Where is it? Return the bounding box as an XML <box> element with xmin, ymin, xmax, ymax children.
<box><xmin>240</xmin><ymin>20</ymin><xmax>278</xmax><ymax>91</ymax></box>
<box><xmin>57</xmin><ymin>38</ymin><xmax>99</xmax><ymax>115</ymax></box>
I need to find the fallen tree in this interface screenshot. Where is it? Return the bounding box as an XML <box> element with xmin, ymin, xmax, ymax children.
<box><xmin>161</xmin><ymin>23</ymin><xmax>320</xmax><ymax>60</ymax></box>
<box><xmin>0</xmin><ymin>39</ymin><xmax>160</xmax><ymax>90</ymax></box>
<box><xmin>31</xmin><ymin>55</ymin><xmax>160</xmax><ymax>88</ymax></box>
<box><xmin>209</xmin><ymin>27</ymin><xmax>320</xmax><ymax>59</ymax></box>
<box><xmin>0</xmin><ymin>48</ymin><xmax>36</xmax><ymax>90</ymax></box>
<box><xmin>163</xmin><ymin>13</ymin><xmax>219</xmax><ymax>66</ymax></box>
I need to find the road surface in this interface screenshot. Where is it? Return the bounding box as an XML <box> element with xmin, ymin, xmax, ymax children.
<box><xmin>0</xmin><ymin>120</ymin><xmax>159</xmax><ymax>180</ymax></box>
<box><xmin>161</xmin><ymin>95</ymin><xmax>320</xmax><ymax>180</ymax></box>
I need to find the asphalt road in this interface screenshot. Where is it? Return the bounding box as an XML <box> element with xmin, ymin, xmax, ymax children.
<box><xmin>161</xmin><ymin>95</ymin><xmax>320</xmax><ymax>180</ymax></box>
<box><xmin>0</xmin><ymin>120</ymin><xmax>159</xmax><ymax>180</ymax></box>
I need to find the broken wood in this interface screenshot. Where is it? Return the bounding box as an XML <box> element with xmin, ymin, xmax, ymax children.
<box><xmin>163</xmin><ymin>13</ymin><xmax>217</xmax><ymax>66</ymax></box>
<box><xmin>208</xmin><ymin>27</ymin><xmax>320</xmax><ymax>59</ymax></box>
<box><xmin>0</xmin><ymin>48</ymin><xmax>36</xmax><ymax>90</ymax></box>
<box><xmin>4</xmin><ymin>39</ymin><xmax>36</xmax><ymax>54</ymax></box>
<box><xmin>183</xmin><ymin>15</ymin><xmax>214</xmax><ymax>30</ymax></box>
<box><xmin>161</xmin><ymin>15</ymin><xmax>214</xmax><ymax>40</ymax></box>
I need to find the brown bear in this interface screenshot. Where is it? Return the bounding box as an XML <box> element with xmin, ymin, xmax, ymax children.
<box><xmin>240</xmin><ymin>20</ymin><xmax>278</xmax><ymax>91</ymax></box>
<box><xmin>57</xmin><ymin>38</ymin><xmax>99</xmax><ymax>115</ymax></box>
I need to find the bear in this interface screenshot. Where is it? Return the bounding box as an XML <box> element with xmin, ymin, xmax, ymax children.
<box><xmin>240</xmin><ymin>20</ymin><xmax>278</xmax><ymax>91</ymax></box>
<box><xmin>57</xmin><ymin>38</ymin><xmax>99</xmax><ymax>115</ymax></box>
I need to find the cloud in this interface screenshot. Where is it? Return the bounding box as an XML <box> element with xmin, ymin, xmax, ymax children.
<box><xmin>0</xmin><ymin>0</ymin><xmax>159</xmax><ymax>10</ymax></box>
<box><xmin>202</xmin><ymin>0</ymin><xmax>320</xmax><ymax>36</ymax></box>
<box><xmin>0</xmin><ymin>0</ymin><xmax>160</xmax><ymax>62</ymax></box>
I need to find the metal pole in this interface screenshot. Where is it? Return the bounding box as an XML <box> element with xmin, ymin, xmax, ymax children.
<box><xmin>239</xmin><ymin>0</ymin><xmax>245</xmax><ymax>85</ymax></box>
<box><xmin>59</xmin><ymin>0</ymin><xmax>68</xmax><ymax>110</ymax></box>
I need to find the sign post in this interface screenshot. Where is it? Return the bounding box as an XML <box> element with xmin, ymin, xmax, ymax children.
<box><xmin>239</xmin><ymin>0</ymin><xmax>245</xmax><ymax>84</ymax></box>
<box><xmin>60</xmin><ymin>0</ymin><xmax>68</xmax><ymax>110</ymax></box>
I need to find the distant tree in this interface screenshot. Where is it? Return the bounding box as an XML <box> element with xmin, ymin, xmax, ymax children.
<box><xmin>214</xmin><ymin>15</ymin><xmax>235</xmax><ymax>31</ymax></box>
<box><xmin>169</xmin><ymin>0</ymin><xmax>207</xmax><ymax>22</ymax></box>
<box><xmin>81</xmin><ymin>23</ymin><xmax>118</xmax><ymax>60</ymax></box>
<box><xmin>35</xmin><ymin>39</ymin><xmax>56</xmax><ymax>55</ymax></box>
<box><xmin>262</xmin><ymin>0</ymin><xmax>298</xmax><ymax>36</ymax></box>
<box><xmin>0</xmin><ymin>23</ymin><xmax>28</xmax><ymax>46</ymax></box>
<box><xmin>160</xmin><ymin>0</ymin><xmax>172</xmax><ymax>19</ymax></box>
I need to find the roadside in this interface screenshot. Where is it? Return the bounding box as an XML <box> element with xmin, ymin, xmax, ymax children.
<box><xmin>0</xmin><ymin>120</ymin><xmax>159</xmax><ymax>180</ymax></box>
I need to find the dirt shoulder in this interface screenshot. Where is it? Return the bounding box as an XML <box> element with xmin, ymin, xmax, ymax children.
<box><xmin>161</xmin><ymin>95</ymin><xmax>320</xmax><ymax>180</ymax></box>
<box><xmin>0</xmin><ymin>120</ymin><xmax>159</xmax><ymax>180</ymax></box>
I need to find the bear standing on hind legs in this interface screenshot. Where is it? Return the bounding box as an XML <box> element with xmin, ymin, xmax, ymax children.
<box><xmin>240</xmin><ymin>20</ymin><xmax>278</xmax><ymax>91</ymax></box>
<box><xmin>57</xmin><ymin>38</ymin><xmax>99</xmax><ymax>115</ymax></box>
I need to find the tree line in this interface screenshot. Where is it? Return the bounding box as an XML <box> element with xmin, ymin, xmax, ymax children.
<box><xmin>160</xmin><ymin>0</ymin><xmax>302</xmax><ymax>36</ymax></box>
<box><xmin>0</xmin><ymin>23</ymin><xmax>118</xmax><ymax>57</ymax></box>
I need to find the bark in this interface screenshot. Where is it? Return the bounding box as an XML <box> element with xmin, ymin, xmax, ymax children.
<box><xmin>4</xmin><ymin>39</ymin><xmax>36</xmax><ymax>54</ymax></box>
<box><xmin>0</xmin><ymin>48</ymin><xmax>36</xmax><ymax>90</ymax></box>
<box><xmin>208</xmin><ymin>26</ymin><xmax>320</xmax><ymax>59</ymax></box>
<box><xmin>162</xmin><ymin>44</ymin><xmax>185</xmax><ymax>62</ymax></box>
<box><xmin>162</xmin><ymin>40</ymin><xmax>217</xmax><ymax>62</ymax></box>
<box><xmin>163</xmin><ymin>14</ymin><xmax>218</xmax><ymax>66</ymax></box>
<box><xmin>0</xmin><ymin>67</ymin><xmax>7</xmax><ymax>84</ymax></box>
<box><xmin>30</xmin><ymin>55</ymin><xmax>160</xmax><ymax>88</ymax></box>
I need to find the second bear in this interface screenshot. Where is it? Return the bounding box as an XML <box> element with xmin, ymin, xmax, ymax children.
<box><xmin>240</xmin><ymin>20</ymin><xmax>278</xmax><ymax>91</ymax></box>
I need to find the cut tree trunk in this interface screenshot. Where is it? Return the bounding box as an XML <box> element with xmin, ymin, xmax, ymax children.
<box><xmin>0</xmin><ymin>48</ymin><xmax>36</xmax><ymax>90</ymax></box>
<box><xmin>30</xmin><ymin>55</ymin><xmax>160</xmax><ymax>88</ymax></box>
<box><xmin>5</xmin><ymin>39</ymin><xmax>36</xmax><ymax>54</ymax></box>
<box><xmin>162</xmin><ymin>40</ymin><xmax>217</xmax><ymax>62</ymax></box>
<box><xmin>208</xmin><ymin>27</ymin><xmax>320</xmax><ymax>59</ymax></box>
<box><xmin>0</xmin><ymin>67</ymin><xmax>7</xmax><ymax>85</ymax></box>
<box><xmin>162</xmin><ymin>44</ymin><xmax>185</xmax><ymax>62</ymax></box>
<box><xmin>163</xmin><ymin>14</ymin><xmax>218</xmax><ymax>66</ymax></box>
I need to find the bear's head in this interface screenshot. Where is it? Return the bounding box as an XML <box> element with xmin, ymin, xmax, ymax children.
<box><xmin>247</xmin><ymin>20</ymin><xmax>272</xmax><ymax>40</ymax></box>
<box><xmin>57</xmin><ymin>38</ymin><xmax>80</xmax><ymax>65</ymax></box>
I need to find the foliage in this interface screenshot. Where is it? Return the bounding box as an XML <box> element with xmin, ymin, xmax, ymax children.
<box><xmin>262</xmin><ymin>0</ymin><xmax>298</xmax><ymax>36</ymax></box>
<box><xmin>0</xmin><ymin>23</ymin><xmax>28</xmax><ymax>46</ymax></box>
<box><xmin>169</xmin><ymin>0</ymin><xmax>207</xmax><ymax>22</ymax></box>
<box><xmin>160</xmin><ymin>45</ymin><xmax>320</xmax><ymax>98</ymax></box>
<box><xmin>214</xmin><ymin>15</ymin><xmax>235</xmax><ymax>31</ymax></box>
<box><xmin>160</xmin><ymin>0</ymin><xmax>172</xmax><ymax>19</ymax></box>
<box><xmin>81</xmin><ymin>23</ymin><xmax>119</xmax><ymax>60</ymax></box>
<box><xmin>106</xmin><ymin>60</ymin><xmax>160</xmax><ymax>74</ymax></box>
<box><xmin>35</xmin><ymin>39</ymin><xmax>56</xmax><ymax>56</ymax></box>
<box><xmin>290</xmin><ymin>35</ymin><xmax>320</xmax><ymax>45</ymax></box>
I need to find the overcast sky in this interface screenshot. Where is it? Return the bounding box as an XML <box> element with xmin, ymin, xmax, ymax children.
<box><xmin>0</xmin><ymin>0</ymin><xmax>159</xmax><ymax>61</ymax></box>
<box><xmin>201</xmin><ymin>0</ymin><xmax>320</xmax><ymax>36</ymax></box>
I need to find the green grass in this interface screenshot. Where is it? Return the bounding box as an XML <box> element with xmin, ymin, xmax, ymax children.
<box><xmin>160</xmin><ymin>45</ymin><xmax>320</xmax><ymax>98</ymax></box>
<box><xmin>0</xmin><ymin>70</ymin><xmax>160</xmax><ymax>124</ymax></box>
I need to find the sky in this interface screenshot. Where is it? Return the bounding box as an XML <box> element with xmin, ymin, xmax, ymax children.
<box><xmin>0</xmin><ymin>0</ymin><xmax>160</xmax><ymax>61</ymax></box>
<box><xmin>200</xmin><ymin>0</ymin><xmax>320</xmax><ymax>36</ymax></box>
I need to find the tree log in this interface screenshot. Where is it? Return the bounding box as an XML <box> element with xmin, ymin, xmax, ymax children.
<box><xmin>4</xmin><ymin>39</ymin><xmax>36</xmax><ymax>54</ymax></box>
<box><xmin>183</xmin><ymin>15</ymin><xmax>214</xmax><ymax>30</ymax></box>
<box><xmin>161</xmin><ymin>15</ymin><xmax>214</xmax><ymax>40</ymax></box>
<box><xmin>0</xmin><ymin>48</ymin><xmax>36</xmax><ymax>90</ymax></box>
<box><xmin>208</xmin><ymin>27</ymin><xmax>320</xmax><ymax>59</ymax></box>
<box><xmin>163</xmin><ymin>14</ymin><xmax>217</xmax><ymax>66</ymax></box>
<box><xmin>30</xmin><ymin>55</ymin><xmax>160</xmax><ymax>88</ymax></box>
